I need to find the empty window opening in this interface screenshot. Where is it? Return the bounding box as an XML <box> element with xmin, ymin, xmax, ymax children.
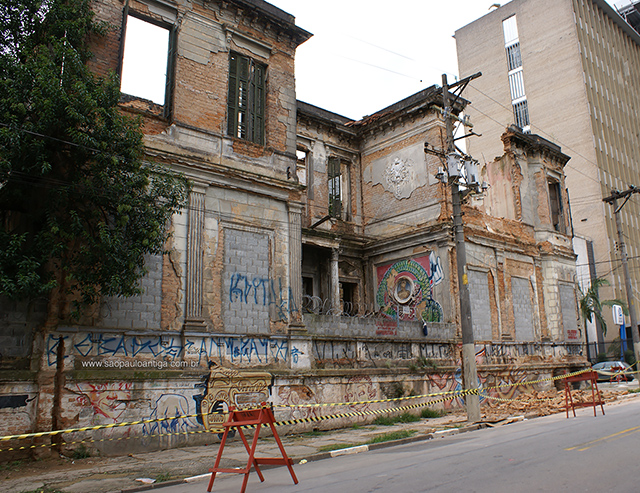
<box><xmin>296</xmin><ymin>148</ymin><xmax>308</xmax><ymax>185</ymax></box>
<box><xmin>328</xmin><ymin>157</ymin><xmax>342</xmax><ymax>218</ymax></box>
<box><xmin>120</xmin><ymin>15</ymin><xmax>170</xmax><ymax>106</ymax></box>
<box><xmin>303</xmin><ymin>276</ymin><xmax>314</xmax><ymax>298</ymax></box>
<box><xmin>340</xmin><ymin>282</ymin><xmax>358</xmax><ymax>315</ymax></box>
<box><xmin>548</xmin><ymin>179</ymin><xmax>565</xmax><ymax>233</ymax></box>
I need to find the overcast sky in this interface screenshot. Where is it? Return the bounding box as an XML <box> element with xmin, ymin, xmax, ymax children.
<box><xmin>268</xmin><ymin>0</ymin><xmax>631</xmax><ymax>120</ymax></box>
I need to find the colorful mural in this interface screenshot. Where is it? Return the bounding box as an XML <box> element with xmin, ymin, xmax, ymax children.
<box><xmin>193</xmin><ymin>362</ymin><xmax>272</xmax><ymax>431</ymax></box>
<box><xmin>376</xmin><ymin>253</ymin><xmax>444</xmax><ymax>322</ymax></box>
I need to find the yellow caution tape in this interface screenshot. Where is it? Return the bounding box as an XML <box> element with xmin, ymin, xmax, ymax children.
<box><xmin>0</xmin><ymin>367</ymin><xmax>595</xmax><ymax>444</ymax></box>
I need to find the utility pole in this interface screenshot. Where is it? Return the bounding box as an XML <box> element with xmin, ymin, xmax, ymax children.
<box><xmin>603</xmin><ymin>186</ymin><xmax>640</xmax><ymax>364</ymax></box>
<box><xmin>442</xmin><ymin>73</ymin><xmax>481</xmax><ymax>422</ymax></box>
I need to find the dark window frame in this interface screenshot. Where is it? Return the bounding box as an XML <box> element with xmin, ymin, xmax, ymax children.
<box><xmin>548</xmin><ymin>178</ymin><xmax>565</xmax><ymax>233</ymax></box>
<box><xmin>227</xmin><ymin>52</ymin><xmax>267</xmax><ymax>145</ymax></box>
<box><xmin>328</xmin><ymin>157</ymin><xmax>342</xmax><ymax>218</ymax></box>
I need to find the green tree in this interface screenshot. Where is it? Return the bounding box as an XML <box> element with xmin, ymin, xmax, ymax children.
<box><xmin>578</xmin><ymin>277</ymin><xmax>626</xmax><ymax>337</ymax></box>
<box><xmin>0</xmin><ymin>0</ymin><xmax>190</xmax><ymax>312</ymax></box>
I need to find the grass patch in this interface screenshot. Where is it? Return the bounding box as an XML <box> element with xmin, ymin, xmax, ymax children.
<box><xmin>302</xmin><ymin>429</ymin><xmax>327</xmax><ymax>437</ymax></box>
<box><xmin>367</xmin><ymin>430</ymin><xmax>415</xmax><ymax>444</ymax></box>
<box><xmin>72</xmin><ymin>444</ymin><xmax>91</xmax><ymax>460</ymax></box>
<box><xmin>0</xmin><ymin>460</ymin><xmax>23</xmax><ymax>471</ymax></box>
<box><xmin>372</xmin><ymin>416</ymin><xmax>396</xmax><ymax>426</ymax></box>
<box><xmin>421</xmin><ymin>408</ymin><xmax>445</xmax><ymax>419</ymax></box>
<box><xmin>627</xmin><ymin>387</ymin><xmax>640</xmax><ymax>393</ymax></box>
<box><xmin>314</xmin><ymin>430</ymin><xmax>419</xmax><ymax>453</ymax></box>
<box><xmin>20</xmin><ymin>489</ymin><xmax>64</xmax><ymax>493</ymax></box>
<box><xmin>373</xmin><ymin>412</ymin><xmax>420</xmax><ymax>426</ymax></box>
<box><xmin>351</xmin><ymin>423</ymin><xmax>362</xmax><ymax>430</ymax></box>
<box><xmin>155</xmin><ymin>472</ymin><xmax>172</xmax><ymax>483</ymax></box>
<box><xmin>318</xmin><ymin>442</ymin><xmax>360</xmax><ymax>453</ymax></box>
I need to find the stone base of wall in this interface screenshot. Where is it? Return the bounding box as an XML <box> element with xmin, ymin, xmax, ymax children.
<box><xmin>0</xmin><ymin>361</ymin><xmax>586</xmax><ymax>458</ymax></box>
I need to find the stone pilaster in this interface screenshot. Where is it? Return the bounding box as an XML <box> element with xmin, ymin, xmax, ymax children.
<box><xmin>184</xmin><ymin>185</ymin><xmax>207</xmax><ymax>330</ymax></box>
<box><xmin>288</xmin><ymin>203</ymin><xmax>304</xmax><ymax>329</ymax></box>
<box><xmin>331</xmin><ymin>248</ymin><xmax>340</xmax><ymax>315</ymax></box>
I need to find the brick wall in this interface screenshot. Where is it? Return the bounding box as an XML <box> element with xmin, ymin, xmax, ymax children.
<box><xmin>511</xmin><ymin>276</ymin><xmax>535</xmax><ymax>341</ymax></box>
<box><xmin>98</xmin><ymin>255</ymin><xmax>163</xmax><ymax>330</ymax></box>
<box><xmin>223</xmin><ymin>228</ymin><xmax>271</xmax><ymax>334</ymax></box>
<box><xmin>468</xmin><ymin>269</ymin><xmax>493</xmax><ymax>342</ymax></box>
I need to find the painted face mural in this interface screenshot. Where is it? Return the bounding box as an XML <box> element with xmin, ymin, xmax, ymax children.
<box><xmin>75</xmin><ymin>382</ymin><xmax>132</xmax><ymax>422</ymax></box>
<box><xmin>376</xmin><ymin>253</ymin><xmax>444</xmax><ymax>322</ymax></box>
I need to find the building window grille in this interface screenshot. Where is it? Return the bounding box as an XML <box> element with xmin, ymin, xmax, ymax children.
<box><xmin>513</xmin><ymin>99</ymin><xmax>530</xmax><ymax>129</ymax></box>
<box><xmin>508</xmin><ymin>70</ymin><xmax>526</xmax><ymax>100</ymax></box>
<box><xmin>502</xmin><ymin>15</ymin><xmax>519</xmax><ymax>44</ymax></box>
<box><xmin>506</xmin><ymin>42</ymin><xmax>522</xmax><ymax>71</ymax></box>
<box><xmin>227</xmin><ymin>52</ymin><xmax>266</xmax><ymax>145</ymax></box>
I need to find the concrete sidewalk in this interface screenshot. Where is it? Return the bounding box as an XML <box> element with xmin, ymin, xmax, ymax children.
<box><xmin>3</xmin><ymin>383</ymin><xmax>637</xmax><ymax>493</ymax></box>
<box><xmin>3</xmin><ymin>412</ymin><xmax>474</xmax><ymax>493</ymax></box>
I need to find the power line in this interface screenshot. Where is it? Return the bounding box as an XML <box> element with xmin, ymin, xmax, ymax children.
<box><xmin>465</xmin><ymin>84</ymin><xmax>607</xmax><ymax>191</ymax></box>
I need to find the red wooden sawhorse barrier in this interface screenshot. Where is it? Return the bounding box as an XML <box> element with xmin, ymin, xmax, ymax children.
<box><xmin>207</xmin><ymin>404</ymin><xmax>298</xmax><ymax>493</ymax></box>
<box><xmin>563</xmin><ymin>370</ymin><xmax>605</xmax><ymax>418</ymax></box>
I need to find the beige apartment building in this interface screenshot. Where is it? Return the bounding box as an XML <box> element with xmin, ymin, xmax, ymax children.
<box><xmin>456</xmin><ymin>0</ymin><xmax>640</xmax><ymax>347</ymax></box>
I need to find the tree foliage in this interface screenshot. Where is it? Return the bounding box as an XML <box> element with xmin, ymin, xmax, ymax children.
<box><xmin>0</xmin><ymin>0</ymin><xmax>190</xmax><ymax>309</ymax></box>
<box><xmin>578</xmin><ymin>278</ymin><xmax>627</xmax><ymax>337</ymax></box>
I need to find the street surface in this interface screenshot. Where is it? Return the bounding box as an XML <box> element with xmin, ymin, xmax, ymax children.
<box><xmin>163</xmin><ymin>397</ymin><xmax>640</xmax><ymax>492</ymax></box>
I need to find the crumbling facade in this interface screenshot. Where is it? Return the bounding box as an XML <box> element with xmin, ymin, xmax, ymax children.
<box><xmin>0</xmin><ymin>0</ymin><xmax>586</xmax><ymax>456</ymax></box>
<box><xmin>455</xmin><ymin>0</ymin><xmax>640</xmax><ymax>346</ymax></box>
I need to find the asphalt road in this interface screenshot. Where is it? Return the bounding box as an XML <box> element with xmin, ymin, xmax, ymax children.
<box><xmin>163</xmin><ymin>398</ymin><xmax>640</xmax><ymax>492</ymax></box>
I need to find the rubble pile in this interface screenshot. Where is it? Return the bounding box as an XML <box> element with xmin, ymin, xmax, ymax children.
<box><xmin>483</xmin><ymin>389</ymin><xmax>625</xmax><ymax>420</ymax></box>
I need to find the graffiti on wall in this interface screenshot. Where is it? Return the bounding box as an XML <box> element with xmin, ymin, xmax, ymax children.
<box><xmin>313</xmin><ymin>340</ymin><xmax>357</xmax><ymax>367</ymax></box>
<box><xmin>193</xmin><ymin>362</ymin><xmax>272</xmax><ymax>431</ymax></box>
<box><xmin>376</xmin><ymin>253</ymin><xmax>444</xmax><ymax>325</ymax></box>
<box><xmin>0</xmin><ymin>394</ymin><xmax>35</xmax><ymax>409</ymax></box>
<box><xmin>278</xmin><ymin>385</ymin><xmax>321</xmax><ymax>421</ymax></box>
<box><xmin>344</xmin><ymin>375</ymin><xmax>377</xmax><ymax>412</ymax></box>
<box><xmin>229</xmin><ymin>273</ymin><xmax>298</xmax><ymax>321</ymax></box>
<box><xmin>47</xmin><ymin>334</ymin><xmax>296</xmax><ymax>367</ymax></box>
<box><xmin>361</xmin><ymin>342</ymin><xmax>413</xmax><ymax>365</ymax></box>
<box><xmin>142</xmin><ymin>394</ymin><xmax>199</xmax><ymax>436</ymax></box>
<box><xmin>418</xmin><ymin>343</ymin><xmax>454</xmax><ymax>360</ymax></box>
<box><xmin>74</xmin><ymin>382</ymin><xmax>132</xmax><ymax>422</ymax></box>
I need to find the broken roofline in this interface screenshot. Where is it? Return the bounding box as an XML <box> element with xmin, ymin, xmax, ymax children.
<box><xmin>502</xmin><ymin>125</ymin><xmax>571</xmax><ymax>166</ymax></box>
<box><xmin>297</xmin><ymin>84</ymin><xmax>468</xmax><ymax>135</ymax></box>
<box><xmin>227</xmin><ymin>0</ymin><xmax>312</xmax><ymax>46</ymax></box>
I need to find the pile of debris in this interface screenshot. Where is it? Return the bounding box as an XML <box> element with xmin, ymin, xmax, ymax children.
<box><xmin>482</xmin><ymin>388</ymin><xmax>626</xmax><ymax>420</ymax></box>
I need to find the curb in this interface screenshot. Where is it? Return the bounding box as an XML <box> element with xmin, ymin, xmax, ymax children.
<box><xmin>122</xmin><ymin>422</ymin><xmax>488</xmax><ymax>492</ymax></box>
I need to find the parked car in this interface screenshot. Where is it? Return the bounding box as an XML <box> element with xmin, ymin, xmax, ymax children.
<box><xmin>592</xmin><ymin>361</ymin><xmax>635</xmax><ymax>382</ymax></box>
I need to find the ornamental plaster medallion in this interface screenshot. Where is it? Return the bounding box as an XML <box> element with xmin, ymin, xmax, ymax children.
<box><xmin>384</xmin><ymin>158</ymin><xmax>414</xmax><ymax>199</ymax></box>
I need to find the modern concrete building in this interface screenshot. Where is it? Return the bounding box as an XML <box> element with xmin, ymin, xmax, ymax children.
<box><xmin>455</xmin><ymin>0</ymin><xmax>640</xmax><ymax>346</ymax></box>
<box><xmin>617</xmin><ymin>0</ymin><xmax>640</xmax><ymax>34</ymax></box>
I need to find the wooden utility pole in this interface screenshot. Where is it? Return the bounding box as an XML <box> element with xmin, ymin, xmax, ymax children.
<box><xmin>442</xmin><ymin>73</ymin><xmax>481</xmax><ymax>422</ymax></box>
<box><xmin>603</xmin><ymin>186</ymin><xmax>640</xmax><ymax>364</ymax></box>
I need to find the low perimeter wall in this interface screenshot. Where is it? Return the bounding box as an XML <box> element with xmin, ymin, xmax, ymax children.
<box><xmin>0</xmin><ymin>329</ymin><xmax>588</xmax><ymax>458</ymax></box>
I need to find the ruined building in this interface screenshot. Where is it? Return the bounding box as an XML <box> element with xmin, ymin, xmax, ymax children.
<box><xmin>0</xmin><ymin>0</ymin><xmax>585</xmax><ymax>454</ymax></box>
<box><xmin>455</xmin><ymin>0</ymin><xmax>640</xmax><ymax>349</ymax></box>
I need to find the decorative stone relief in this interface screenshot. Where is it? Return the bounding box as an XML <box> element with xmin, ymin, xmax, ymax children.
<box><xmin>363</xmin><ymin>143</ymin><xmax>427</xmax><ymax>199</ymax></box>
<box><xmin>384</xmin><ymin>158</ymin><xmax>415</xmax><ymax>199</ymax></box>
